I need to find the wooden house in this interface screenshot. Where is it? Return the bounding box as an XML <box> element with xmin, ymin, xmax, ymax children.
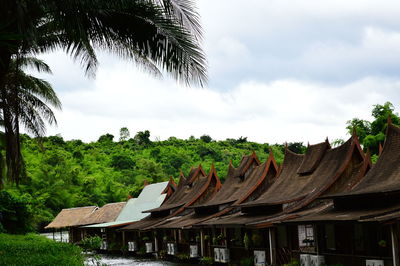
<box><xmin>45</xmin><ymin>206</ymin><xmax>97</xmax><ymax>243</ymax></box>
<box><xmin>284</xmin><ymin>122</ymin><xmax>400</xmax><ymax>266</ymax></box>
<box><xmin>198</xmin><ymin>134</ymin><xmax>370</xmax><ymax>265</ymax></box>
<box><xmin>154</xmin><ymin>152</ymin><xmax>279</xmax><ymax>261</ymax></box>
<box><xmin>81</xmin><ymin>180</ymin><xmax>175</xmax><ymax>251</ymax></box>
<box><xmin>120</xmin><ymin>165</ymin><xmax>221</xmax><ymax>255</ymax></box>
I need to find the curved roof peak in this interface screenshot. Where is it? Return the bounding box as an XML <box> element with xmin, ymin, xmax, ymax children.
<box><xmin>187</xmin><ymin>164</ymin><xmax>207</xmax><ymax>184</ymax></box>
<box><xmin>329</xmin><ymin>123</ymin><xmax>400</xmax><ymax>197</ymax></box>
<box><xmin>297</xmin><ymin>140</ymin><xmax>331</xmax><ymax>175</ymax></box>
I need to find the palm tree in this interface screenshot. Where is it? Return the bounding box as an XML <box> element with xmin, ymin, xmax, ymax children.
<box><xmin>1</xmin><ymin>56</ymin><xmax>61</xmax><ymax>185</ymax></box>
<box><xmin>0</xmin><ymin>0</ymin><xmax>206</xmax><ymax>185</ymax></box>
<box><xmin>0</xmin><ymin>0</ymin><xmax>207</xmax><ymax>88</ymax></box>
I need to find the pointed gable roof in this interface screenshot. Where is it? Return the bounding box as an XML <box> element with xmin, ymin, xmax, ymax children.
<box><xmin>332</xmin><ymin>123</ymin><xmax>400</xmax><ymax>197</ymax></box>
<box><xmin>240</xmin><ymin>134</ymin><xmax>365</xmax><ymax>211</ymax></box>
<box><xmin>193</xmin><ymin>152</ymin><xmax>274</xmax><ymax>209</ymax></box>
<box><xmin>236</xmin><ymin>150</ymin><xmax>279</xmax><ymax>204</ymax></box>
<box><xmin>142</xmin><ymin>165</ymin><xmax>209</xmax><ymax>213</ymax></box>
<box><xmin>297</xmin><ymin>139</ymin><xmax>330</xmax><ymax>175</ymax></box>
<box><xmin>162</xmin><ymin>176</ymin><xmax>177</xmax><ymax>198</ymax></box>
<box><xmin>232</xmin><ymin>151</ymin><xmax>260</xmax><ymax>179</ymax></box>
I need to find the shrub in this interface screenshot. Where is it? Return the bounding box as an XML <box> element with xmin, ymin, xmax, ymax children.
<box><xmin>0</xmin><ymin>191</ymin><xmax>34</xmax><ymax>234</ymax></box>
<box><xmin>200</xmin><ymin>256</ymin><xmax>214</xmax><ymax>265</ymax></box>
<box><xmin>251</xmin><ymin>233</ymin><xmax>262</xmax><ymax>247</ymax></box>
<box><xmin>81</xmin><ymin>235</ymin><xmax>102</xmax><ymax>251</ymax></box>
<box><xmin>243</xmin><ymin>233</ymin><xmax>251</xmax><ymax>249</ymax></box>
<box><xmin>284</xmin><ymin>258</ymin><xmax>300</xmax><ymax>266</ymax></box>
<box><xmin>177</xmin><ymin>253</ymin><xmax>190</xmax><ymax>261</ymax></box>
<box><xmin>240</xmin><ymin>257</ymin><xmax>254</xmax><ymax>266</ymax></box>
<box><xmin>0</xmin><ymin>233</ymin><xmax>83</xmax><ymax>266</ymax></box>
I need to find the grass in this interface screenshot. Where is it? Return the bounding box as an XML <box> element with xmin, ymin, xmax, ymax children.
<box><xmin>0</xmin><ymin>233</ymin><xmax>84</xmax><ymax>266</ymax></box>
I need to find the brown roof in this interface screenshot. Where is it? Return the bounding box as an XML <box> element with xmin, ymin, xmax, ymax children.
<box><xmin>120</xmin><ymin>215</ymin><xmax>166</xmax><ymax>231</ymax></box>
<box><xmin>240</xmin><ymin>136</ymin><xmax>365</xmax><ymax>211</ymax></box>
<box><xmin>297</xmin><ymin>139</ymin><xmax>330</xmax><ymax>174</ymax></box>
<box><xmin>231</xmin><ymin>151</ymin><xmax>261</xmax><ymax>179</ymax></box>
<box><xmin>162</xmin><ymin>176</ymin><xmax>177</xmax><ymax>198</ymax></box>
<box><xmin>45</xmin><ymin>206</ymin><xmax>97</xmax><ymax>229</ymax></box>
<box><xmin>79</xmin><ymin>202</ymin><xmax>126</xmax><ymax>225</ymax></box>
<box><xmin>331</xmin><ymin>123</ymin><xmax>400</xmax><ymax>198</ymax></box>
<box><xmin>197</xmin><ymin>202</ymin><xmax>333</xmax><ymax>228</ymax></box>
<box><xmin>194</xmin><ymin>152</ymin><xmax>264</xmax><ymax>208</ymax></box>
<box><xmin>285</xmin><ymin>202</ymin><xmax>400</xmax><ymax>223</ymax></box>
<box><xmin>143</xmin><ymin>165</ymin><xmax>209</xmax><ymax>213</ymax></box>
<box><xmin>122</xmin><ymin>165</ymin><xmax>221</xmax><ymax>231</ymax></box>
<box><xmin>156</xmin><ymin>153</ymin><xmax>279</xmax><ymax>229</ymax></box>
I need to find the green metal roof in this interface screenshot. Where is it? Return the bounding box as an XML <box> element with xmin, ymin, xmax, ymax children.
<box><xmin>82</xmin><ymin>181</ymin><xmax>168</xmax><ymax>228</ymax></box>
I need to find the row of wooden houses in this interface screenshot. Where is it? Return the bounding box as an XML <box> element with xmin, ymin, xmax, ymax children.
<box><xmin>46</xmin><ymin>122</ymin><xmax>400</xmax><ymax>266</ymax></box>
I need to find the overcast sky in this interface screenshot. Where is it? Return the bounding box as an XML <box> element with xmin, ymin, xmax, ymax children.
<box><xmin>36</xmin><ymin>0</ymin><xmax>400</xmax><ymax>144</ymax></box>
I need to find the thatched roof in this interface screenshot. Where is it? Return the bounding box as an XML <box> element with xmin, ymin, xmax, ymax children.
<box><xmin>286</xmin><ymin>202</ymin><xmax>400</xmax><ymax>223</ymax></box>
<box><xmin>45</xmin><ymin>206</ymin><xmax>97</xmax><ymax>229</ymax></box>
<box><xmin>123</xmin><ymin>165</ymin><xmax>221</xmax><ymax>231</ymax></box>
<box><xmin>297</xmin><ymin>140</ymin><xmax>330</xmax><ymax>174</ymax></box>
<box><xmin>332</xmin><ymin>123</ymin><xmax>400</xmax><ymax>198</ymax></box>
<box><xmin>153</xmin><ymin>153</ymin><xmax>279</xmax><ymax>230</ymax></box>
<box><xmin>194</xmin><ymin>152</ymin><xmax>277</xmax><ymax>209</ymax></box>
<box><xmin>240</xmin><ymin>135</ymin><xmax>365</xmax><ymax>211</ymax></box>
<box><xmin>79</xmin><ymin>202</ymin><xmax>126</xmax><ymax>225</ymax></box>
<box><xmin>143</xmin><ymin>165</ymin><xmax>210</xmax><ymax>213</ymax></box>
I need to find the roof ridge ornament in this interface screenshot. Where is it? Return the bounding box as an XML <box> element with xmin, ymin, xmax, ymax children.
<box><xmin>378</xmin><ymin>143</ymin><xmax>383</xmax><ymax>156</ymax></box>
<box><xmin>387</xmin><ymin>115</ymin><xmax>393</xmax><ymax>125</ymax></box>
<box><xmin>352</xmin><ymin>127</ymin><xmax>357</xmax><ymax>138</ymax></box>
<box><xmin>268</xmin><ymin>148</ymin><xmax>275</xmax><ymax>159</ymax></box>
<box><xmin>365</xmin><ymin>148</ymin><xmax>372</xmax><ymax>163</ymax></box>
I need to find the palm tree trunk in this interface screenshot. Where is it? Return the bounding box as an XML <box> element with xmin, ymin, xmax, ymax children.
<box><xmin>0</xmin><ymin>48</ymin><xmax>11</xmax><ymax>94</ymax></box>
<box><xmin>0</xmin><ymin>55</ymin><xmax>21</xmax><ymax>187</ymax></box>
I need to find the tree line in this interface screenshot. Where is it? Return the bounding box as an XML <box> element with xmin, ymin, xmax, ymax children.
<box><xmin>2</xmin><ymin>101</ymin><xmax>397</xmax><ymax>233</ymax></box>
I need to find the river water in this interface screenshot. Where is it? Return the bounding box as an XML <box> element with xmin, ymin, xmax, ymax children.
<box><xmin>86</xmin><ymin>254</ymin><xmax>192</xmax><ymax>266</ymax></box>
<box><xmin>41</xmin><ymin>233</ymin><xmax>192</xmax><ymax>266</ymax></box>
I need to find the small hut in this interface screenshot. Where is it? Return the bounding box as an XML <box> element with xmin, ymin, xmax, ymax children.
<box><xmin>45</xmin><ymin>206</ymin><xmax>97</xmax><ymax>243</ymax></box>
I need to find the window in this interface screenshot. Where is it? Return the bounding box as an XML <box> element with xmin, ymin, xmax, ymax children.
<box><xmin>298</xmin><ymin>224</ymin><xmax>314</xmax><ymax>247</ymax></box>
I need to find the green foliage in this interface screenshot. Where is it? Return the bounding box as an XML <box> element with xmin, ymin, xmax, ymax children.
<box><xmin>251</xmin><ymin>233</ymin><xmax>262</xmax><ymax>247</ymax></box>
<box><xmin>0</xmin><ymin>233</ymin><xmax>83</xmax><ymax>266</ymax></box>
<box><xmin>200</xmin><ymin>256</ymin><xmax>214</xmax><ymax>265</ymax></box>
<box><xmin>347</xmin><ymin>102</ymin><xmax>400</xmax><ymax>154</ymax></box>
<box><xmin>134</xmin><ymin>130</ymin><xmax>152</xmax><ymax>147</ymax></box>
<box><xmin>200</xmin><ymin>135</ymin><xmax>212</xmax><ymax>143</ymax></box>
<box><xmin>8</xmin><ymin>130</ymin><xmax>283</xmax><ymax>231</ymax></box>
<box><xmin>0</xmin><ymin>191</ymin><xmax>34</xmax><ymax>234</ymax></box>
<box><xmin>119</xmin><ymin>127</ymin><xmax>130</xmax><ymax>142</ymax></box>
<box><xmin>110</xmin><ymin>154</ymin><xmax>135</xmax><ymax>170</ymax></box>
<box><xmin>98</xmin><ymin>134</ymin><xmax>114</xmax><ymax>143</ymax></box>
<box><xmin>287</xmin><ymin>142</ymin><xmax>306</xmax><ymax>154</ymax></box>
<box><xmin>81</xmin><ymin>236</ymin><xmax>102</xmax><ymax>251</ymax></box>
<box><xmin>159</xmin><ymin>249</ymin><xmax>167</xmax><ymax>259</ymax></box>
<box><xmin>284</xmin><ymin>258</ymin><xmax>300</xmax><ymax>266</ymax></box>
<box><xmin>177</xmin><ymin>253</ymin><xmax>190</xmax><ymax>261</ymax></box>
<box><xmin>240</xmin><ymin>256</ymin><xmax>254</xmax><ymax>266</ymax></box>
<box><xmin>243</xmin><ymin>233</ymin><xmax>251</xmax><ymax>249</ymax></box>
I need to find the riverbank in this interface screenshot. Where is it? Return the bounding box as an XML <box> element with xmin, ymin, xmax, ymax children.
<box><xmin>0</xmin><ymin>233</ymin><xmax>84</xmax><ymax>266</ymax></box>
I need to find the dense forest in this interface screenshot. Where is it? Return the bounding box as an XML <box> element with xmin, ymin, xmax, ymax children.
<box><xmin>1</xmin><ymin>102</ymin><xmax>398</xmax><ymax>233</ymax></box>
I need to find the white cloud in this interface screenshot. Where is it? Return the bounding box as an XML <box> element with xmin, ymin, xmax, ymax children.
<box><xmin>44</xmin><ymin>59</ymin><xmax>400</xmax><ymax>144</ymax></box>
<box><xmin>27</xmin><ymin>0</ymin><xmax>400</xmax><ymax>146</ymax></box>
